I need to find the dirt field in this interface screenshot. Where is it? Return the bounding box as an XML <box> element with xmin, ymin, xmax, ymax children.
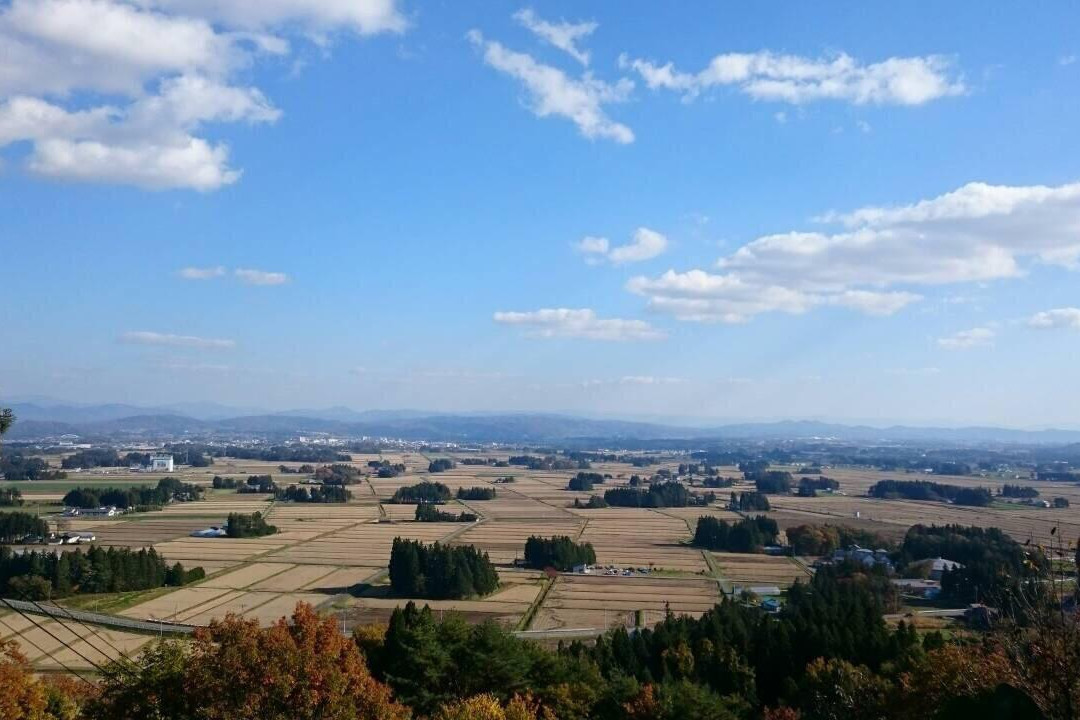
<box><xmin>712</xmin><ymin>552</ymin><xmax>812</xmax><ymax>589</ymax></box>
<box><xmin>532</xmin><ymin>574</ymin><xmax>720</xmax><ymax>631</ymax></box>
<box><xmin>0</xmin><ymin>612</ymin><xmax>152</xmax><ymax>671</ymax></box>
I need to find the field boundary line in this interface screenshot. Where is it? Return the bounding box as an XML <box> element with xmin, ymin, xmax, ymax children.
<box><xmin>517</xmin><ymin>575</ymin><xmax>557</xmax><ymax>632</ymax></box>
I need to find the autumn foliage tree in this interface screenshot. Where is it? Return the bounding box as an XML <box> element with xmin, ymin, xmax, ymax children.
<box><xmin>432</xmin><ymin>694</ymin><xmax>539</xmax><ymax>720</ymax></box>
<box><xmin>88</xmin><ymin>603</ymin><xmax>409</xmax><ymax>720</ymax></box>
<box><xmin>0</xmin><ymin>639</ymin><xmax>49</xmax><ymax>720</ymax></box>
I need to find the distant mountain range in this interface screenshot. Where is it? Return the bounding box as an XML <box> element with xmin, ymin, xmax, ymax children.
<box><xmin>4</xmin><ymin>400</ymin><xmax>1080</xmax><ymax>445</ymax></box>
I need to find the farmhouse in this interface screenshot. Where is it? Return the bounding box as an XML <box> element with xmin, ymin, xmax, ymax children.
<box><xmin>892</xmin><ymin>578</ymin><xmax>942</xmax><ymax>599</ymax></box>
<box><xmin>830</xmin><ymin>546</ymin><xmax>893</xmax><ymax>570</ymax></box>
<box><xmin>929</xmin><ymin>557</ymin><xmax>964</xmax><ymax>580</ymax></box>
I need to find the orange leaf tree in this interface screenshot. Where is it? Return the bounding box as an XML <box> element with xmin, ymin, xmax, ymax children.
<box><xmin>89</xmin><ymin>603</ymin><xmax>409</xmax><ymax>720</ymax></box>
<box><xmin>0</xmin><ymin>639</ymin><xmax>49</xmax><ymax>720</ymax></box>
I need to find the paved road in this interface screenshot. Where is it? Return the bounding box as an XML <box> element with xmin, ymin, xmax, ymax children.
<box><xmin>1</xmin><ymin>598</ymin><xmax>199</xmax><ymax>636</ymax></box>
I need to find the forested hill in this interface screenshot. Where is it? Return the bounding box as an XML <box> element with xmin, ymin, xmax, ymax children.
<box><xmin>7</xmin><ymin>402</ymin><xmax>1080</xmax><ymax>444</ymax></box>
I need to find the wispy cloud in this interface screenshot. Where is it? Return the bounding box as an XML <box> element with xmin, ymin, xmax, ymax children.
<box><xmin>620</xmin><ymin>50</ymin><xmax>965</xmax><ymax>105</ymax></box>
<box><xmin>234</xmin><ymin>268</ymin><xmax>289</xmax><ymax>285</ymax></box>
<box><xmin>494</xmin><ymin>308</ymin><xmax>665</xmax><ymax>341</ymax></box>
<box><xmin>1029</xmin><ymin>307</ymin><xmax>1080</xmax><ymax>330</ymax></box>
<box><xmin>513</xmin><ymin>8</ymin><xmax>597</xmax><ymax>66</ymax></box>
<box><xmin>467</xmin><ymin>29</ymin><xmax>634</xmax><ymax>144</ymax></box>
<box><xmin>1061</xmin><ymin>55</ymin><xmax>1077</xmax><ymax>67</ymax></box>
<box><xmin>937</xmin><ymin>327</ymin><xmax>995</xmax><ymax>350</ymax></box>
<box><xmin>177</xmin><ymin>265</ymin><xmax>226</xmax><ymax>280</ymax></box>
<box><xmin>120</xmin><ymin>331</ymin><xmax>236</xmax><ymax>349</ymax></box>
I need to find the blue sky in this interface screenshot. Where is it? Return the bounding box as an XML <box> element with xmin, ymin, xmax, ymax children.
<box><xmin>2</xmin><ymin>1</ymin><xmax>1079</xmax><ymax>427</ymax></box>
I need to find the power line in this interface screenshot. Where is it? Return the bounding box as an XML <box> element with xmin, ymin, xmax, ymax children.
<box><xmin>4</xmin><ymin>592</ymin><xmax>109</xmax><ymax>674</ymax></box>
<box><xmin>0</xmin><ymin>598</ymin><xmax>98</xmax><ymax>685</ymax></box>
<box><xmin>35</xmin><ymin>600</ymin><xmax>141</xmax><ymax>672</ymax></box>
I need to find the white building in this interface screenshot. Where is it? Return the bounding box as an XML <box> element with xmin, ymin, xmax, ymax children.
<box><xmin>150</xmin><ymin>454</ymin><xmax>175</xmax><ymax>472</ymax></box>
<box><xmin>62</xmin><ymin>506</ymin><xmax>121</xmax><ymax>518</ymax></box>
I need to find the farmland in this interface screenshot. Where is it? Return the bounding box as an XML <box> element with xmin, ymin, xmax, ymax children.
<box><xmin>4</xmin><ymin>448</ymin><xmax>1080</xmax><ymax>669</ymax></box>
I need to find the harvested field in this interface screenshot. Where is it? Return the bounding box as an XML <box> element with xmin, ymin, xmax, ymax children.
<box><xmin>578</xmin><ymin>511</ymin><xmax>708</xmax><ymax>573</ymax></box>
<box><xmin>340</xmin><ymin>572</ymin><xmax>543</xmax><ymax>627</ymax></box>
<box><xmin>453</xmin><ymin>519</ymin><xmax>583</xmax><ymax>564</ymax></box>
<box><xmin>152</xmin><ymin>536</ymin><xmax>291</xmax><ymax>565</ymax></box>
<box><xmin>265</xmin><ymin>521</ymin><xmax>462</xmax><ymax>567</ymax></box>
<box><xmin>201</xmin><ymin>562</ymin><xmax>297</xmax><ymax>590</ymax></box>
<box><xmin>766</xmin><ymin>492</ymin><xmax>1080</xmax><ymax>545</ymax></box>
<box><xmin>712</xmin><ymin>552</ymin><xmax>812</xmax><ymax>589</ymax></box>
<box><xmin>531</xmin><ymin>575</ymin><xmax>719</xmax><ymax>631</ymax></box>
<box><xmin>0</xmin><ymin>613</ymin><xmax>152</xmax><ymax>670</ymax></box>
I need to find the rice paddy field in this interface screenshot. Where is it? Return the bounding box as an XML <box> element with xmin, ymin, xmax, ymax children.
<box><xmin>6</xmin><ymin>450</ymin><xmax>1080</xmax><ymax>669</ymax></box>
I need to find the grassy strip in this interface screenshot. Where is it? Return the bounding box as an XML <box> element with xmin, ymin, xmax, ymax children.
<box><xmin>516</xmin><ymin>576</ymin><xmax>557</xmax><ymax>632</ymax></box>
<box><xmin>57</xmin><ymin>586</ymin><xmax>177</xmax><ymax>614</ymax></box>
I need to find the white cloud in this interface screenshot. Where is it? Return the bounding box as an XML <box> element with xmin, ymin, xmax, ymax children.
<box><xmin>468</xmin><ymin>29</ymin><xmax>634</xmax><ymax>144</ymax></box>
<box><xmin>577</xmin><ymin>227</ymin><xmax>668</xmax><ymax>265</ymax></box>
<box><xmin>235</xmin><ymin>268</ymin><xmax>289</xmax><ymax>285</ymax></box>
<box><xmin>0</xmin><ymin>0</ymin><xmax>400</xmax><ymax>189</ymax></box>
<box><xmin>1028</xmin><ymin>307</ymin><xmax>1080</xmax><ymax>330</ymax></box>
<box><xmin>937</xmin><ymin>327</ymin><xmax>994</xmax><ymax>350</ymax></box>
<box><xmin>177</xmin><ymin>265</ymin><xmax>226</xmax><ymax>279</ymax></box>
<box><xmin>620</xmin><ymin>50</ymin><xmax>965</xmax><ymax>106</ymax></box>
<box><xmin>119</xmin><ymin>330</ymin><xmax>236</xmax><ymax>349</ymax></box>
<box><xmin>1061</xmin><ymin>55</ymin><xmax>1077</xmax><ymax>67</ymax></box>
<box><xmin>493</xmin><ymin>308</ymin><xmax>664</xmax><ymax>341</ymax></box>
<box><xmin>0</xmin><ymin>76</ymin><xmax>281</xmax><ymax>190</ymax></box>
<box><xmin>630</xmin><ymin>181</ymin><xmax>1080</xmax><ymax>323</ymax></box>
<box><xmin>513</xmin><ymin>8</ymin><xmax>597</xmax><ymax>66</ymax></box>
<box><xmin>141</xmin><ymin>0</ymin><xmax>406</xmax><ymax>36</ymax></box>
<box><xmin>575</xmin><ymin>235</ymin><xmax>610</xmax><ymax>254</ymax></box>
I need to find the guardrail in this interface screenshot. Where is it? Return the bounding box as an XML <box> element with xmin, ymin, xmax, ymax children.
<box><xmin>0</xmin><ymin>598</ymin><xmax>200</xmax><ymax>636</ymax></box>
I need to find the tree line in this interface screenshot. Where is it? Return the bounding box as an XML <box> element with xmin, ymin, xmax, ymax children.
<box><xmin>0</xmin><ymin>545</ymin><xmax>204</xmax><ymax>600</ymax></box>
<box><xmin>0</xmin><ymin>453</ymin><xmax>66</xmax><ymax>481</ymax></box>
<box><xmin>895</xmin><ymin>523</ymin><xmax>1041</xmax><ymax>605</ymax></box>
<box><xmin>457</xmin><ymin>486</ymin><xmax>496</xmax><ymax>500</ymax></box>
<box><xmin>730</xmin><ymin>491</ymin><xmax>771</xmax><ymax>511</ymax></box>
<box><xmin>748</xmin><ymin>470</ymin><xmax>794</xmax><ymax>494</ymax></box>
<box><xmin>428</xmin><ymin>458</ymin><xmax>455</xmax><ymax>473</ymax></box>
<box><xmin>604</xmin><ymin>481</ymin><xmax>713</xmax><ymax>508</ymax></box>
<box><xmin>226</xmin><ymin>511</ymin><xmax>277</xmax><ymax>538</ymax></box>
<box><xmin>692</xmin><ymin>515</ymin><xmax>780</xmax><ymax>553</ymax></box>
<box><xmin>314</xmin><ymin>463</ymin><xmax>362</xmax><ymax>485</ymax></box>
<box><xmin>276</xmin><ymin>485</ymin><xmax>350</xmax><ymax>503</ymax></box>
<box><xmin>786</xmin><ymin>523</ymin><xmax>893</xmax><ymax>555</ymax></box>
<box><xmin>0</xmin><ymin>511</ymin><xmax>49</xmax><ymax>543</ymax></box>
<box><xmin>389</xmin><ymin>481</ymin><xmax>451</xmax><ymax>504</ymax></box>
<box><xmin>0</xmin><ymin>487</ymin><xmax>23</xmax><ymax>507</ymax></box>
<box><xmin>869</xmin><ymin>480</ymin><xmax>993</xmax><ymax>507</ymax></box>
<box><xmin>62</xmin><ymin>477</ymin><xmax>203</xmax><ymax>510</ymax></box>
<box><xmin>523</xmin><ymin>535</ymin><xmax>596</xmax><ymax>570</ymax></box>
<box><xmin>388</xmin><ymin>538</ymin><xmax>499</xmax><ymax>599</ymax></box>
<box><xmin>414</xmin><ymin>504</ymin><xmax>477</xmax><ymax>522</ymax></box>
